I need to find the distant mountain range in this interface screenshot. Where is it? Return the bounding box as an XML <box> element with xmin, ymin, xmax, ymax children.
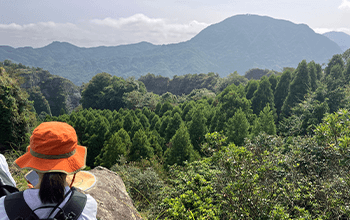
<box><xmin>323</xmin><ymin>31</ymin><xmax>350</xmax><ymax>52</ymax></box>
<box><xmin>0</xmin><ymin>14</ymin><xmax>343</xmax><ymax>85</ymax></box>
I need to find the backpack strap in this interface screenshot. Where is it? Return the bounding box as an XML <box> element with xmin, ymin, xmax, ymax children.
<box><xmin>56</xmin><ymin>187</ymin><xmax>87</xmax><ymax>220</ymax></box>
<box><xmin>4</xmin><ymin>191</ymin><xmax>37</xmax><ymax>220</ymax></box>
<box><xmin>4</xmin><ymin>187</ymin><xmax>87</xmax><ymax>220</ymax></box>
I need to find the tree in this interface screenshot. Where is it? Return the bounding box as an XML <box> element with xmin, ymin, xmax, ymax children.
<box><xmin>159</xmin><ymin>115</ymin><xmax>170</xmax><ymax>138</ymax></box>
<box><xmin>268</xmin><ymin>74</ymin><xmax>278</xmax><ymax>93</ymax></box>
<box><xmin>308</xmin><ymin>61</ymin><xmax>318</xmax><ymax>92</ymax></box>
<box><xmin>245</xmin><ymin>80</ymin><xmax>259</xmax><ymax>100</ymax></box>
<box><xmin>165</xmin><ymin>112</ymin><xmax>183</xmax><ymax>142</ymax></box>
<box><xmin>80</xmin><ymin>72</ymin><xmax>112</xmax><ymax>109</ymax></box>
<box><xmin>147</xmin><ymin>130</ymin><xmax>164</xmax><ymax>158</ymax></box>
<box><xmin>274</xmin><ymin>70</ymin><xmax>292</xmax><ymax>116</ymax></box>
<box><xmin>95</xmin><ymin>128</ymin><xmax>131</xmax><ymax>168</ymax></box>
<box><xmin>344</xmin><ymin>61</ymin><xmax>350</xmax><ymax>82</ymax></box>
<box><xmin>215</xmin><ymin>83</ymin><xmax>252</xmax><ymax>124</ymax></box>
<box><xmin>159</xmin><ymin>102</ymin><xmax>173</xmax><ymax>117</ymax></box>
<box><xmin>139</xmin><ymin>113</ymin><xmax>150</xmax><ymax>129</ymax></box>
<box><xmin>325</xmin><ymin>63</ymin><xmax>346</xmax><ymax>113</ymax></box>
<box><xmin>83</xmin><ymin>115</ymin><xmax>110</xmax><ymax>167</ymax></box>
<box><xmin>188</xmin><ymin>108</ymin><xmax>208</xmax><ymax>152</ymax></box>
<box><xmin>281</xmin><ymin>60</ymin><xmax>310</xmax><ymax>117</ymax></box>
<box><xmin>182</xmin><ymin>101</ymin><xmax>195</xmax><ymax>120</ymax></box>
<box><xmin>81</xmin><ymin>72</ymin><xmax>146</xmax><ymax>110</ymax></box>
<box><xmin>73</xmin><ymin>112</ymin><xmax>87</xmax><ymax>142</ymax></box>
<box><xmin>324</xmin><ymin>54</ymin><xmax>344</xmax><ymax>77</ymax></box>
<box><xmin>150</xmin><ymin>115</ymin><xmax>160</xmax><ymax>131</ymax></box>
<box><xmin>165</xmin><ymin>123</ymin><xmax>198</xmax><ymax>166</ymax></box>
<box><xmin>129</xmin><ymin>120</ymin><xmax>144</xmax><ymax>139</ymax></box>
<box><xmin>251</xmin><ymin>76</ymin><xmax>274</xmax><ymax>115</ymax></box>
<box><xmin>278</xmin><ymin>91</ymin><xmax>329</xmax><ymax>136</ymax></box>
<box><xmin>225</xmin><ymin>108</ymin><xmax>249</xmax><ymax>146</ymax></box>
<box><xmin>0</xmin><ymin>67</ymin><xmax>35</xmax><ymax>149</ymax></box>
<box><xmin>129</xmin><ymin>129</ymin><xmax>154</xmax><ymax>161</ymax></box>
<box><xmin>123</xmin><ymin>111</ymin><xmax>134</xmax><ymax>132</ymax></box>
<box><xmin>251</xmin><ymin>104</ymin><xmax>276</xmax><ymax>136</ymax></box>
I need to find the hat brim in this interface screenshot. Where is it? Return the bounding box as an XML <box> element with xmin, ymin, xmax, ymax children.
<box><xmin>14</xmin><ymin>145</ymin><xmax>87</xmax><ymax>175</ymax></box>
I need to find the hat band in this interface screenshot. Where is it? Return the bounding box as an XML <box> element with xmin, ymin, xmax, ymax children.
<box><xmin>30</xmin><ymin>148</ymin><xmax>77</xmax><ymax>159</ymax></box>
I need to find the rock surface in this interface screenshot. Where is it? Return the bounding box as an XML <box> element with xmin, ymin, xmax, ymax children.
<box><xmin>82</xmin><ymin>166</ymin><xmax>143</xmax><ymax>220</ymax></box>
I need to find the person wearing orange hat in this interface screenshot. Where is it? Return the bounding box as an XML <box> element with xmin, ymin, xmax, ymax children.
<box><xmin>0</xmin><ymin>121</ymin><xmax>97</xmax><ymax>220</ymax></box>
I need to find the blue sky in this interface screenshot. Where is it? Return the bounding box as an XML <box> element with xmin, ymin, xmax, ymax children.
<box><xmin>1</xmin><ymin>0</ymin><xmax>350</xmax><ymax>48</ymax></box>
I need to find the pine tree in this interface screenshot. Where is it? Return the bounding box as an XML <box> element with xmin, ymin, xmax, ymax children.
<box><xmin>188</xmin><ymin>108</ymin><xmax>208</xmax><ymax>152</ymax></box>
<box><xmin>308</xmin><ymin>61</ymin><xmax>318</xmax><ymax>92</ymax></box>
<box><xmin>165</xmin><ymin>112</ymin><xmax>183</xmax><ymax>142</ymax></box>
<box><xmin>147</xmin><ymin>130</ymin><xmax>164</xmax><ymax>158</ymax></box>
<box><xmin>159</xmin><ymin>115</ymin><xmax>170</xmax><ymax>138</ymax></box>
<box><xmin>251</xmin><ymin>104</ymin><xmax>276</xmax><ymax>136</ymax></box>
<box><xmin>274</xmin><ymin>70</ymin><xmax>292</xmax><ymax>116</ymax></box>
<box><xmin>245</xmin><ymin>80</ymin><xmax>259</xmax><ymax>100</ymax></box>
<box><xmin>251</xmin><ymin>76</ymin><xmax>274</xmax><ymax>115</ymax></box>
<box><xmin>142</xmin><ymin>107</ymin><xmax>151</xmax><ymax>118</ymax></box>
<box><xmin>159</xmin><ymin>102</ymin><xmax>173</xmax><ymax>117</ymax></box>
<box><xmin>171</xmin><ymin>106</ymin><xmax>183</xmax><ymax>117</ymax></box>
<box><xmin>268</xmin><ymin>74</ymin><xmax>278</xmax><ymax>93</ymax></box>
<box><xmin>150</xmin><ymin>115</ymin><xmax>160</xmax><ymax>130</ymax></box>
<box><xmin>344</xmin><ymin>61</ymin><xmax>350</xmax><ymax>82</ymax></box>
<box><xmin>73</xmin><ymin>112</ymin><xmax>87</xmax><ymax>142</ymax></box>
<box><xmin>110</xmin><ymin>119</ymin><xmax>124</xmax><ymax>135</ymax></box>
<box><xmin>95</xmin><ymin>128</ymin><xmax>131</xmax><ymax>168</ymax></box>
<box><xmin>326</xmin><ymin>64</ymin><xmax>346</xmax><ymax>113</ymax></box>
<box><xmin>225</xmin><ymin>108</ymin><xmax>249</xmax><ymax>146</ymax></box>
<box><xmin>139</xmin><ymin>113</ymin><xmax>150</xmax><ymax>129</ymax></box>
<box><xmin>129</xmin><ymin>129</ymin><xmax>154</xmax><ymax>161</ymax></box>
<box><xmin>84</xmin><ymin>115</ymin><xmax>110</xmax><ymax>167</ymax></box>
<box><xmin>165</xmin><ymin>123</ymin><xmax>197</xmax><ymax>166</ymax></box>
<box><xmin>324</xmin><ymin>54</ymin><xmax>344</xmax><ymax>76</ymax></box>
<box><xmin>182</xmin><ymin>101</ymin><xmax>195</xmax><ymax>120</ymax></box>
<box><xmin>130</xmin><ymin>120</ymin><xmax>144</xmax><ymax>139</ymax></box>
<box><xmin>123</xmin><ymin>112</ymin><xmax>134</xmax><ymax>132</ymax></box>
<box><xmin>281</xmin><ymin>60</ymin><xmax>310</xmax><ymax>117</ymax></box>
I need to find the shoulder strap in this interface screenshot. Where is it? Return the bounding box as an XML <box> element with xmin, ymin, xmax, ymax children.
<box><xmin>4</xmin><ymin>187</ymin><xmax>87</xmax><ymax>220</ymax></box>
<box><xmin>4</xmin><ymin>191</ymin><xmax>38</xmax><ymax>220</ymax></box>
<box><xmin>56</xmin><ymin>187</ymin><xmax>87</xmax><ymax>220</ymax></box>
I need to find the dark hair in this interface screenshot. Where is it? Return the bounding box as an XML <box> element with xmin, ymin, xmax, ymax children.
<box><xmin>39</xmin><ymin>172</ymin><xmax>66</xmax><ymax>204</ymax></box>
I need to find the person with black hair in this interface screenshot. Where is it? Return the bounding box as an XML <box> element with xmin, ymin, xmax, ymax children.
<box><xmin>0</xmin><ymin>122</ymin><xmax>97</xmax><ymax>220</ymax></box>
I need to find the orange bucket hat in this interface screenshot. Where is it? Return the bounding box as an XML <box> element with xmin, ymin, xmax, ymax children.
<box><xmin>15</xmin><ymin>121</ymin><xmax>87</xmax><ymax>174</ymax></box>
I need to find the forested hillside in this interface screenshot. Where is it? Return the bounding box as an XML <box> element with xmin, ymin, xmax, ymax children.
<box><xmin>2</xmin><ymin>47</ymin><xmax>350</xmax><ymax>218</ymax></box>
<box><xmin>0</xmin><ymin>60</ymin><xmax>81</xmax><ymax>116</ymax></box>
<box><xmin>0</xmin><ymin>14</ymin><xmax>342</xmax><ymax>86</ymax></box>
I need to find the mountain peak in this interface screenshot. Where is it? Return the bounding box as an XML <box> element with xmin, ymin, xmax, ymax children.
<box><xmin>43</xmin><ymin>41</ymin><xmax>79</xmax><ymax>49</ymax></box>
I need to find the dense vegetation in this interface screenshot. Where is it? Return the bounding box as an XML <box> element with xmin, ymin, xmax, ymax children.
<box><xmin>2</xmin><ymin>48</ymin><xmax>350</xmax><ymax>219</ymax></box>
<box><xmin>0</xmin><ymin>60</ymin><xmax>81</xmax><ymax>117</ymax></box>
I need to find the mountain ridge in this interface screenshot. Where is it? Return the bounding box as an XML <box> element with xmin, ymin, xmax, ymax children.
<box><xmin>323</xmin><ymin>31</ymin><xmax>350</xmax><ymax>52</ymax></box>
<box><xmin>0</xmin><ymin>14</ymin><xmax>342</xmax><ymax>85</ymax></box>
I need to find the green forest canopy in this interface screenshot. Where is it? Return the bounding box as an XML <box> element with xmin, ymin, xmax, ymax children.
<box><xmin>2</xmin><ymin>49</ymin><xmax>350</xmax><ymax>219</ymax></box>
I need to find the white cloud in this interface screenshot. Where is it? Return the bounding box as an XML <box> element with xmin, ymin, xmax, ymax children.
<box><xmin>0</xmin><ymin>14</ymin><xmax>209</xmax><ymax>48</ymax></box>
<box><xmin>339</xmin><ymin>0</ymin><xmax>350</xmax><ymax>10</ymax></box>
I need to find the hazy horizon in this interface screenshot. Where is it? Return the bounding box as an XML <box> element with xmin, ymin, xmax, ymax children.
<box><xmin>1</xmin><ymin>0</ymin><xmax>350</xmax><ymax>48</ymax></box>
